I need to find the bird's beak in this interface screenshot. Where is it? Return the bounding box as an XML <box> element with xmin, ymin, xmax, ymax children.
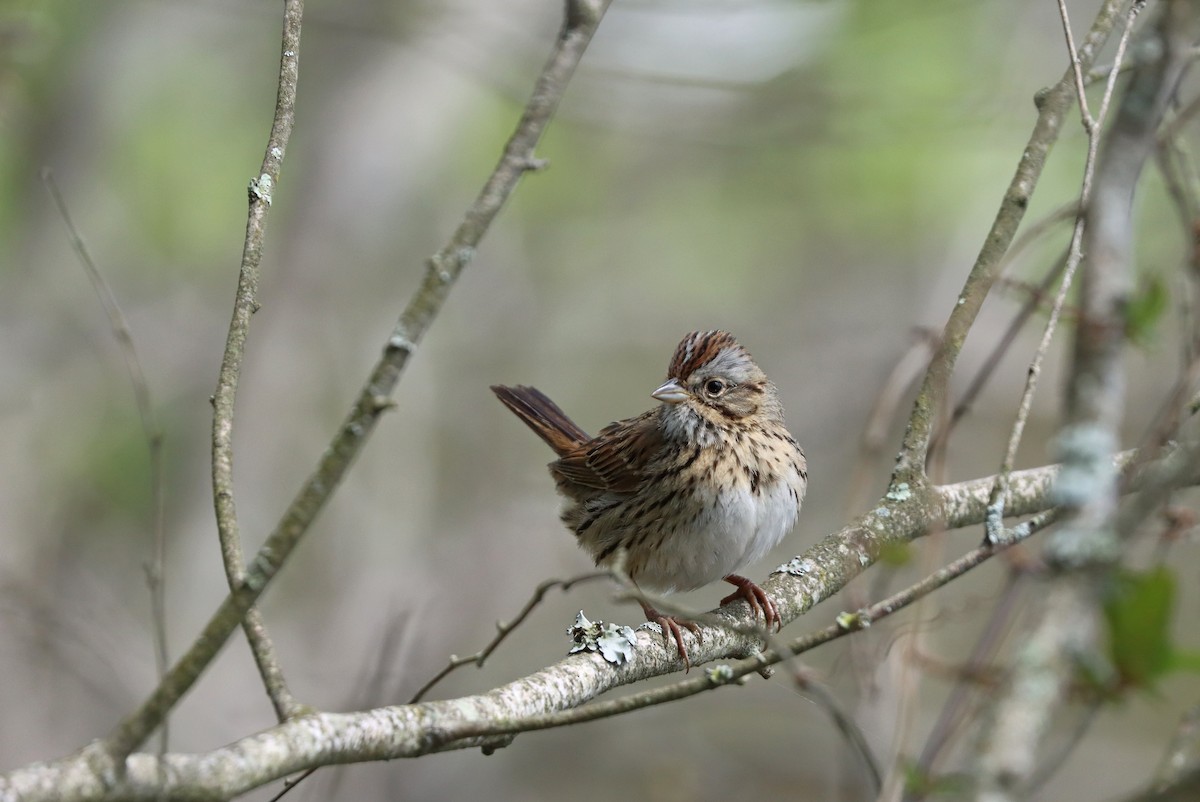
<box><xmin>651</xmin><ymin>379</ymin><xmax>688</xmax><ymax>405</ymax></box>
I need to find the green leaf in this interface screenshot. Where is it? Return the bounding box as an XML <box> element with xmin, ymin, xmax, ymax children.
<box><xmin>878</xmin><ymin>540</ymin><xmax>913</xmax><ymax>567</ymax></box>
<box><xmin>1125</xmin><ymin>274</ymin><xmax>1168</xmax><ymax>346</ymax></box>
<box><xmin>901</xmin><ymin>761</ymin><xmax>970</xmax><ymax>798</ymax></box>
<box><xmin>1168</xmin><ymin>649</ymin><xmax>1200</xmax><ymax>676</ymax></box>
<box><xmin>1102</xmin><ymin>567</ymin><xmax>1175</xmax><ymax>689</ymax></box>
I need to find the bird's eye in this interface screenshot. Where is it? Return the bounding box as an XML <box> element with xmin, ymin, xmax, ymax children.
<box><xmin>704</xmin><ymin>379</ymin><xmax>726</xmax><ymax>397</ymax></box>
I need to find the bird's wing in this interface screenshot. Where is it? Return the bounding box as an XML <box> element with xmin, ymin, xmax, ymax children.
<box><xmin>553</xmin><ymin>410</ymin><xmax>662</xmax><ymax>495</ymax></box>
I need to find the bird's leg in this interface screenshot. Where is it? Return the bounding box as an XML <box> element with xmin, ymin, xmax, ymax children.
<box><xmin>720</xmin><ymin>574</ymin><xmax>780</xmax><ymax>632</ymax></box>
<box><xmin>639</xmin><ymin>600</ymin><xmax>702</xmax><ymax>671</ymax></box>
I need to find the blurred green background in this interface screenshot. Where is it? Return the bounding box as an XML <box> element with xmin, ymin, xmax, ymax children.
<box><xmin>1</xmin><ymin>0</ymin><xmax>1197</xmax><ymax>799</ymax></box>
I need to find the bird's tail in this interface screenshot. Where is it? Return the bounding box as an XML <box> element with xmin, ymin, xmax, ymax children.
<box><xmin>490</xmin><ymin>385</ymin><xmax>590</xmax><ymax>456</ymax></box>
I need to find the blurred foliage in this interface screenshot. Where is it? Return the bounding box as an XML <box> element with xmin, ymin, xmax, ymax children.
<box><xmin>877</xmin><ymin>539</ymin><xmax>913</xmax><ymax>567</ymax></box>
<box><xmin>0</xmin><ymin>1</ymin><xmax>1198</xmax><ymax>799</ymax></box>
<box><xmin>107</xmin><ymin>56</ymin><xmax>265</xmax><ymax>271</ymax></box>
<box><xmin>1103</xmin><ymin>567</ymin><xmax>1200</xmax><ymax>694</ymax></box>
<box><xmin>1125</xmin><ymin>273</ymin><xmax>1169</xmax><ymax>348</ymax></box>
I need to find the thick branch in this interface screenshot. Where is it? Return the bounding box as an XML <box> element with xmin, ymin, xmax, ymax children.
<box><xmin>7</xmin><ymin>445</ymin><xmax>1193</xmax><ymax>801</ymax></box>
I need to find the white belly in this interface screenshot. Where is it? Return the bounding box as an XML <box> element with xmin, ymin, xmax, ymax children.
<box><xmin>631</xmin><ymin>468</ymin><xmax>803</xmax><ymax>593</ymax></box>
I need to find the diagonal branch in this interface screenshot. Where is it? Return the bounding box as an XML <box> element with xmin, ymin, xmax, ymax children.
<box><xmin>102</xmin><ymin>0</ymin><xmax>614</xmax><ymax>764</ymax></box>
<box><xmin>211</xmin><ymin>0</ymin><xmax>306</xmax><ymax>725</ymax></box>
<box><xmin>893</xmin><ymin>0</ymin><xmax>1127</xmax><ymax>483</ymax></box>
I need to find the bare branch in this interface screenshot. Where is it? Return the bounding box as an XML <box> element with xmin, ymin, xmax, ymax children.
<box><xmin>985</xmin><ymin>0</ymin><xmax>1145</xmax><ymax>541</ymax></box>
<box><xmin>408</xmin><ymin>570</ymin><xmax>613</xmax><ymax>704</ymax></box>
<box><xmin>789</xmin><ymin>667</ymin><xmax>883</xmax><ymax>794</ymax></box>
<box><xmin>976</xmin><ymin>3</ymin><xmax>1200</xmax><ymax>796</ymax></box>
<box><xmin>210</xmin><ymin>0</ymin><xmax>307</xmax><ymax>725</ymax></box>
<box><xmin>893</xmin><ymin>0</ymin><xmax>1127</xmax><ymax>481</ymax></box>
<box><xmin>100</xmin><ymin>0</ymin><xmax>614</xmax><ymax>763</ymax></box>
<box><xmin>40</xmin><ymin>169</ymin><xmax>171</xmax><ymax>755</ymax></box>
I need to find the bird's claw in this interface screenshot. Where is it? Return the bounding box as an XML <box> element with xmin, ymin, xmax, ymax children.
<box><xmin>641</xmin><ymin>603</ymin><xmax>702</xmax><ymax>671</ymax></box>
<box><xmin>720</xmin><ymin>574</ymin><xmax>781</xmax><ymax>633</ymax></box>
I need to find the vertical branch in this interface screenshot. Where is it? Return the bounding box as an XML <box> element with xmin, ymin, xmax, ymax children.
<box><xmin>210</xmin><ymin>0</ymin><xmax>306</xmax><ymax>722</ymax></box>
<box><xmin>975</xmin><ymin>2</ymin><xmax>1200</xmax><ymax>797</ymax></box>
<box><xmin>105</xmin><ymin>0</ymin><xmax>613</xmax><ymax>762</ymax></box>
<box><xmin>892</xmin><ymin>0</ymin><xmax>1127</xmax><ymax>483</ymax></box>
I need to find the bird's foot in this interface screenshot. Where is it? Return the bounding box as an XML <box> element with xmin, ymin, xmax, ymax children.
<box><xmin>720</xmin><ymin>574</ymin><xmax>780</xmax><ymax>632</ymax></box>
<box><xmin>640</xmin><ymin>602</ymin><xmax>702</xmax><ymax>671</ymax></box>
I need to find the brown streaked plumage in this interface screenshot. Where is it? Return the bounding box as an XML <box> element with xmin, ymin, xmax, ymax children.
<box><xmin>492</xmin><ymin>330</ymin><xmax>807</xmax><ymax>668</ymax></box>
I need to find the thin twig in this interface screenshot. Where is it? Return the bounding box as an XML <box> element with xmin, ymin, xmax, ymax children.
<box><xmin>1085</xmin><ymin>43</ymin><xmax>1200</xmax><ymax>86</ymax></box>
<box><xmin>1057</xmin><ymin>0</ymin><xmax>1097</xmax><ymax>131</ymax></box>
<box><xmin>40</xmin><ymin>169</ymin><xmax>170</xmax><ymax>755</ymax></box>
<box><xmin>938</xmin><ymin>247</ymin><xmax>1068</xmax><ymax>448</ymax></box>
<box><xmin>894</xmin><ymin>0</ymin><xmax>1128</xmax><ymax>481</ymax></box>
<box><xmin>1157</xmin><ymin>90</ymin><xmax>1200</xmax><ymax>145</ymax></box>
<box><xmin>984</xmin><ymin>0</ymin><xmax>1144</xmax><ymax>543</ymax></box>
<box><xmin>102</xmin><ymin>0</ymin><xmax>614</xmax><ymax>762</ymax></box>
<box><xmin>270</xmin><ymin>613</ymin><xmax>413</xmax><ymax>802</ymax></box>
<box><xmin>1025</xmin><ymin>702</ymin><xmax>1103</xmax><ymax>796</ymax></box>
<box><xmin>789</xmin><ymin>667</ymin><xmax>883</xmax><ymax>795</ymax></box>
<box><xmin>912</xmin><ymin>570</ymin><xmax>1027</xmax><ymax>780</ymax></box>
<box><xmin>408</xmin><ymin>570</ymin><xmax>613</xmax><ymax>703</ymax></box>
<box><xmin>266</xmin><ymin>770</ymin><xmax>314</xmax><ymax>802</ymax></box>
<box><xmin>210</xmin><ymin>0</ymin><xmax>306</xmax><ymax>724</ymax></box>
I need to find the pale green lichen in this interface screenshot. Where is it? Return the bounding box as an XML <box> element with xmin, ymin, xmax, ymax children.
<box><xmin>836</xmin><ymin>611</ymin><xmax>869</xmax><ymax>631</ymax></box>
<box><xmin>248</xmin><ymin>173</ymin><xmax>273</xmax><ymax>205</ymax></box>
<box><xmin>885</xmin><ymin>482</ymin><xmax>912</xmax><ymax>502</ymax></box>
<box><xmin>707</xmin><ymin>664</ymin><xmax>735</xmax><ymax>683</ymax></box>
<box><xmin>1051</xmin><ymin>424</ymin><xmax>1117</xmax><ymax>507</ymax></box>
<box><xmin>774</xmin><ymin>556</ymin><xmax>813</xmax><ymax>576</ymax></box>
<box><xmin>567</xmin><ymin>611</ymin><xmax>637</xmax><ymax>665</ymax></box>
<box><xmin>985</xmin><ymin>501</ymin><xmax>1005</xmax><ymax>544</ymax></box>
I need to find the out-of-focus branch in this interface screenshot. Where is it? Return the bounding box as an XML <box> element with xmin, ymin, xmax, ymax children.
<box><xmin>1120</xmin><ymin>765</ymin><xmax>1200</xmax><ymax>802</ymax></box>
<box><xmin>1154</xmin><ymin>705</ymin><xmax>1200</xmax><ymax>792</ymax></box>
<box><xmin>210</xmin><ymin>0</ymin><xmax>306</xmax><ymax>725</ymax></box>
<box><xmin>975</xmin><ymin>3</ymin><xmax>1200</xmax><ymax>798</ymax></box>
<box><xmin>984</xmin><ymin>0</ymin><xmax>1143</xmax><ymax>543</ymax></box>
<box><xmin>100</xmin><ymin>0</ymin><xmax>613</xmax><ymax>764</ymax></box>
<box><xmin>41</xmin><ymin>169</ymin><xmax>171</xmax><ymax>753</ymax></box>
<box><xmin>893</xmin><ymin>0</ymin><xmax>1126</xmax><ymax>483</ymax></box>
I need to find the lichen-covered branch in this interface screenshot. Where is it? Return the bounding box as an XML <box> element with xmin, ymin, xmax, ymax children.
<box><xmin>210</xmin><ymin>0</ymin><xmax>306</xmax><ymax>726</ymax></box>
<box><xmin>7</xmin><ymin>444</ymin><xmax>1194</xmax><ymax>801</ymax></box>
